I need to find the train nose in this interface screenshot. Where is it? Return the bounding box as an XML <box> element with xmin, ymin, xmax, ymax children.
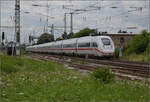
<box><xmin>103</xmin><ymin>45</ymin><xmax>112</xmax><ymax>49</ymax></box>
<box><xmin>102</xmin><ymin>45</ymin><xmax>114</xmax><ymax>54</ymax></box>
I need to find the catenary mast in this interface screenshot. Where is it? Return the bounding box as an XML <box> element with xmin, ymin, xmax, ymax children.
<box><xmin>15</xmin><ymin>0</ymin><xmax>20</xmax><ymax>55</ymax></box>
<box><xmin>15</xmin><ymin>0</ymin><xmax>20</xmax><ymax>44</ymax></box>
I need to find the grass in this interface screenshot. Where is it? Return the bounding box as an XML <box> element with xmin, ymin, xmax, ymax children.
<box><xmin>121</xmin><ymin>53</ymin><xmax>149</xmax><ymax>62</ymax></box>
<box><xmin>0</xmin><ymin>54</ymin><xmax>150</xmax><ymax>102</ymax></box>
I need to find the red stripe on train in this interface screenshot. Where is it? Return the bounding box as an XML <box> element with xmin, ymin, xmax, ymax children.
<box><xmin>36</xmin><ymin>48</ymin><xmax>114</xmax><ymax>55</ymax></box>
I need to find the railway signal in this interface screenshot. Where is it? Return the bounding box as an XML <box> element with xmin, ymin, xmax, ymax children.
<box><xmin>2</xmin><ymin>32</ymin><xmax>5</xmax><ymax>41</ymax></box>
<box><xmin>64</xmin><ymin>13</ymin><xmax>67</xmax><ymax>34</ymax></box>
<box><xmin>119</xmin><ymin>37</ymin><xmax>124</xmax><ymax>57</ymax></box>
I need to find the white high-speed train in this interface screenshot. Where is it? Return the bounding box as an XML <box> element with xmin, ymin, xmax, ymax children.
<box><xmin>26</xmin><ymin>36</ymin><xmax>115</xmax><ymax>57</ymax></box>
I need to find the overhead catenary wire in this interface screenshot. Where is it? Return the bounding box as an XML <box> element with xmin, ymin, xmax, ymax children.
<box><xmin>1</xmin><ymin>1</ymin><xmax>148</xmax><ymax>44</ymax></box>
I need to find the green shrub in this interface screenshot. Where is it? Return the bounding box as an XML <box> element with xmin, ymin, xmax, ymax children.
<box><xmin>145</xmin><ymin>45</ymin><xmax>150</xmax><ymax>54</ymax></box>
<box><xmin>114</xmin><ymin>48</ymin><xmax>119</xmax><ymax>58</ymax></box>
<box><xmin>92</xmin><ymin>67</ymin><xmax>115</xmax><ymax>84</ymax></box>
<box><xmin>0</xmin><ymin>55</ymin><xmax>22</xmax><ymax>73</ymax></box>
<box><xmin>124</xmin><ymin>30</ymin><xmax>150</xmax><ymax>55</ymax></box>
<box><xmin>73</xmin><ymin>27</ymin><xmax>98</xmax><ymax>38</ymax></box>
<box><xmin>1</xmin><ymin>62</ymin><xmax>19</xmax><ymax>73</ymax></box>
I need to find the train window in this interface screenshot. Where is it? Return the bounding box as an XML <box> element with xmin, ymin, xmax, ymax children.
<box><xmin>71</xmin><ymin>43</ymin><xmax>76</xmax><ymax>48</ymax></box>
<box><xmin>63</xmin><ymin>44</ymin><xmax>68</xmax><ymax>48</ymax></box>
<box><xmin>57</xmin><ymin>45</ymin><xmax>61</xmax><ymax>48</ymax></box>
<box><xmin>63</xmin><ymin>44</ymin><xmax>67</xmax><ymax>48</ymax></box>
<box><xmin>92</xmin><ymin>42</ymin><xmax>98</xmax><ymax>47</ymax></box>
<box><xmin>54</xmin><ymin>45</ymin><xmax>57</xmax><ymax>48</ymax></box>
<box><xmin>63</xmin><ymin>43</ymin><xmax>76</xmax><ymax>48</ymax></box>
<box><xmin>63</xmin><ymin>44</ymin><xmax>66</xmax><ymax>48</ymax></box>
<box><xmin>101</xmin><ymin>38</ymin><xmax>110</xmax><ymax>45</ymax></box>
<box><xmin>51</xmin><ymin>46</ymin><xmax>54</xmax><ymax>48</ymax></box>
<box><xmin>78</xmin><ymin>43</ymin><xmax>90</xmax><ymax>47</ymax></box>
<box><xmin>67</xmin><ymin>44</ymin><xmax>71</xmax><ymax>48</ymax></box>
<box><xmin>59</xmin><ymin>45</ymin><xmax>61</xmax><ymax>48</ymax></box>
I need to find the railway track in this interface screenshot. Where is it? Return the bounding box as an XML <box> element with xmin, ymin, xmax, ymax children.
<box><xmin>27</xmin><ymin>53</ymin><xmax>150</xmax><ymax>79</ymax></box>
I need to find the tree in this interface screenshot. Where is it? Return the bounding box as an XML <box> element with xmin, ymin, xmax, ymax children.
<box><xmin>62</xmin><ymin>32</ymin><xmax>68</xmax><ymax>39</ymax></box>
<box><xmin>102</xmin><ymin>32</ymin><xmax>108</xmax><ymax>34</ymax></box>
<box><xmin>122</xmin><ymin>31</ymin><xmax>127</xmax><ymax>33</ymax></box>
<box><xmin>124</xmin><ymin>29</ymin><xmax>150</xmax><ymax>55</ymax></box>
<box><xmin>56</xmin><ymin>37</ymin><xmax>63</xmax><ymax>41</ymax></box>
<box><xmin>118</xmin><ymin>30</ymin><xmax>127</xmax><ymax>33</ymax></box>
<box><xmin>37</xmin><ymin>33</ymin><xmax>54</xmax><ymax>44</ymax></box>
<box><xmin>118</xmin><ymin>30</ymin><xmax>122</xmax><ymax>33</ymax></box>
<box><xmin>73</xmin><ymin>28</ymin><xmax>99</xmax><ymax>38</ymax></box>
<box><xmin>68</xmin><ymin>32</ymin><xmax>74</xmax><ymax>39</ymax></box>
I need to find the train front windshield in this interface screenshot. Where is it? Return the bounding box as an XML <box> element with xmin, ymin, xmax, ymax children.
<box><xmin>101</xmin><ymin>38</ymin><xmax>110</xmax><ymax>45</ymax></box>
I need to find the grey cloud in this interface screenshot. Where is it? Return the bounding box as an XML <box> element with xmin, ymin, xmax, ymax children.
<box><xmin>1</xmin><ymin>0</ymin><xmax>149</xmax><ymax>44</ymax></box>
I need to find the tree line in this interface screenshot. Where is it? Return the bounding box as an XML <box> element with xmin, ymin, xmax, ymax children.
<box><xmin>37</xmin><ymin>27</ymin><xmax>108</xmax><ymax>44</ymax></box>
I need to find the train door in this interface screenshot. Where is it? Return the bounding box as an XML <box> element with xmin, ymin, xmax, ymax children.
<box><xmin>75</xmin><ymin>39</ymin><xmax>78</xmax><ymax>54</ymax></box>
<box><xmin>91</xmin><ymin>37</ymin><xmax>97</xmax><ymax>56</ymax></box>
<box><xmin>60</xmin><ymin>41</ymin><xmax>63</xmax><ymax>54</ymax></box>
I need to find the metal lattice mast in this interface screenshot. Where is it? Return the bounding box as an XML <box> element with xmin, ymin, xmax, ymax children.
<box><xmin>70</xmin><ymin>13</ymin><xmax>73</xmax><ymax>34</ymax></box>
<box><xmin>64</xmin><ymin>13</ymin><xmax>67</xmax><ymax>33</ymax></box>
<box><xmin>15</xmin><ymin>0</ymin><xmax>20</xmax><ymax>43</ymax></box>
<box><xmin>45</xmin><ymin>0</ymin><xmax>49</xmax><ymax>33</ymax></box>
<box><xmin>0</xmin><ymin>0</ymin><xmax>1</xmax><ymax>44</ymax></box>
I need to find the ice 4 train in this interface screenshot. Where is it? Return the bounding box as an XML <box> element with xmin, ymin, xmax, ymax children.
<box><xmin>26</xmin><ymin>36</ymin><xmax>115</xmax><ymax>57</ymax></box>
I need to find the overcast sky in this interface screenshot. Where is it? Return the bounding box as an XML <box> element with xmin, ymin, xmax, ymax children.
<box><xmin>0</xmin><ymin>0</ymin><xmax>149</xmax><ymax>44</ymax></box>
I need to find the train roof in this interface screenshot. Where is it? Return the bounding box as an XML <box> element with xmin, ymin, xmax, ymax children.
<box><xmin>27</xmin><ymin>35</ymin><xmax>111</xmax><ymax>48</ymax></box>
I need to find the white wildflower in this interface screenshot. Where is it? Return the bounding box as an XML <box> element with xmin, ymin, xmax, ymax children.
<box><xmin>66</xmin><ymin>77</ymin><xmax>71</xmax><ymax>80</ymax></box>
<box><xmin>140</xmin><ymin>96</ymin><xmax>143</xmax><ymax>98</ymax></box>
<box><xmin>73</xmin><ymin>76</ymin><xmax>77</xmax><ymax>79</ymax></box>
<box><xmin>18</xmin><ymin>92</ymin><xmax>24</xmax><ymax>95</ymax></box>
<box><xmin>79</xmin><ymin>80</ymin><xmax>82</xmax><ymax>83</ymax></box>
<box><xmin>2</xmin><ymin>94</ymin><xmax>6</xmax><ymax>96</ymax></box>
